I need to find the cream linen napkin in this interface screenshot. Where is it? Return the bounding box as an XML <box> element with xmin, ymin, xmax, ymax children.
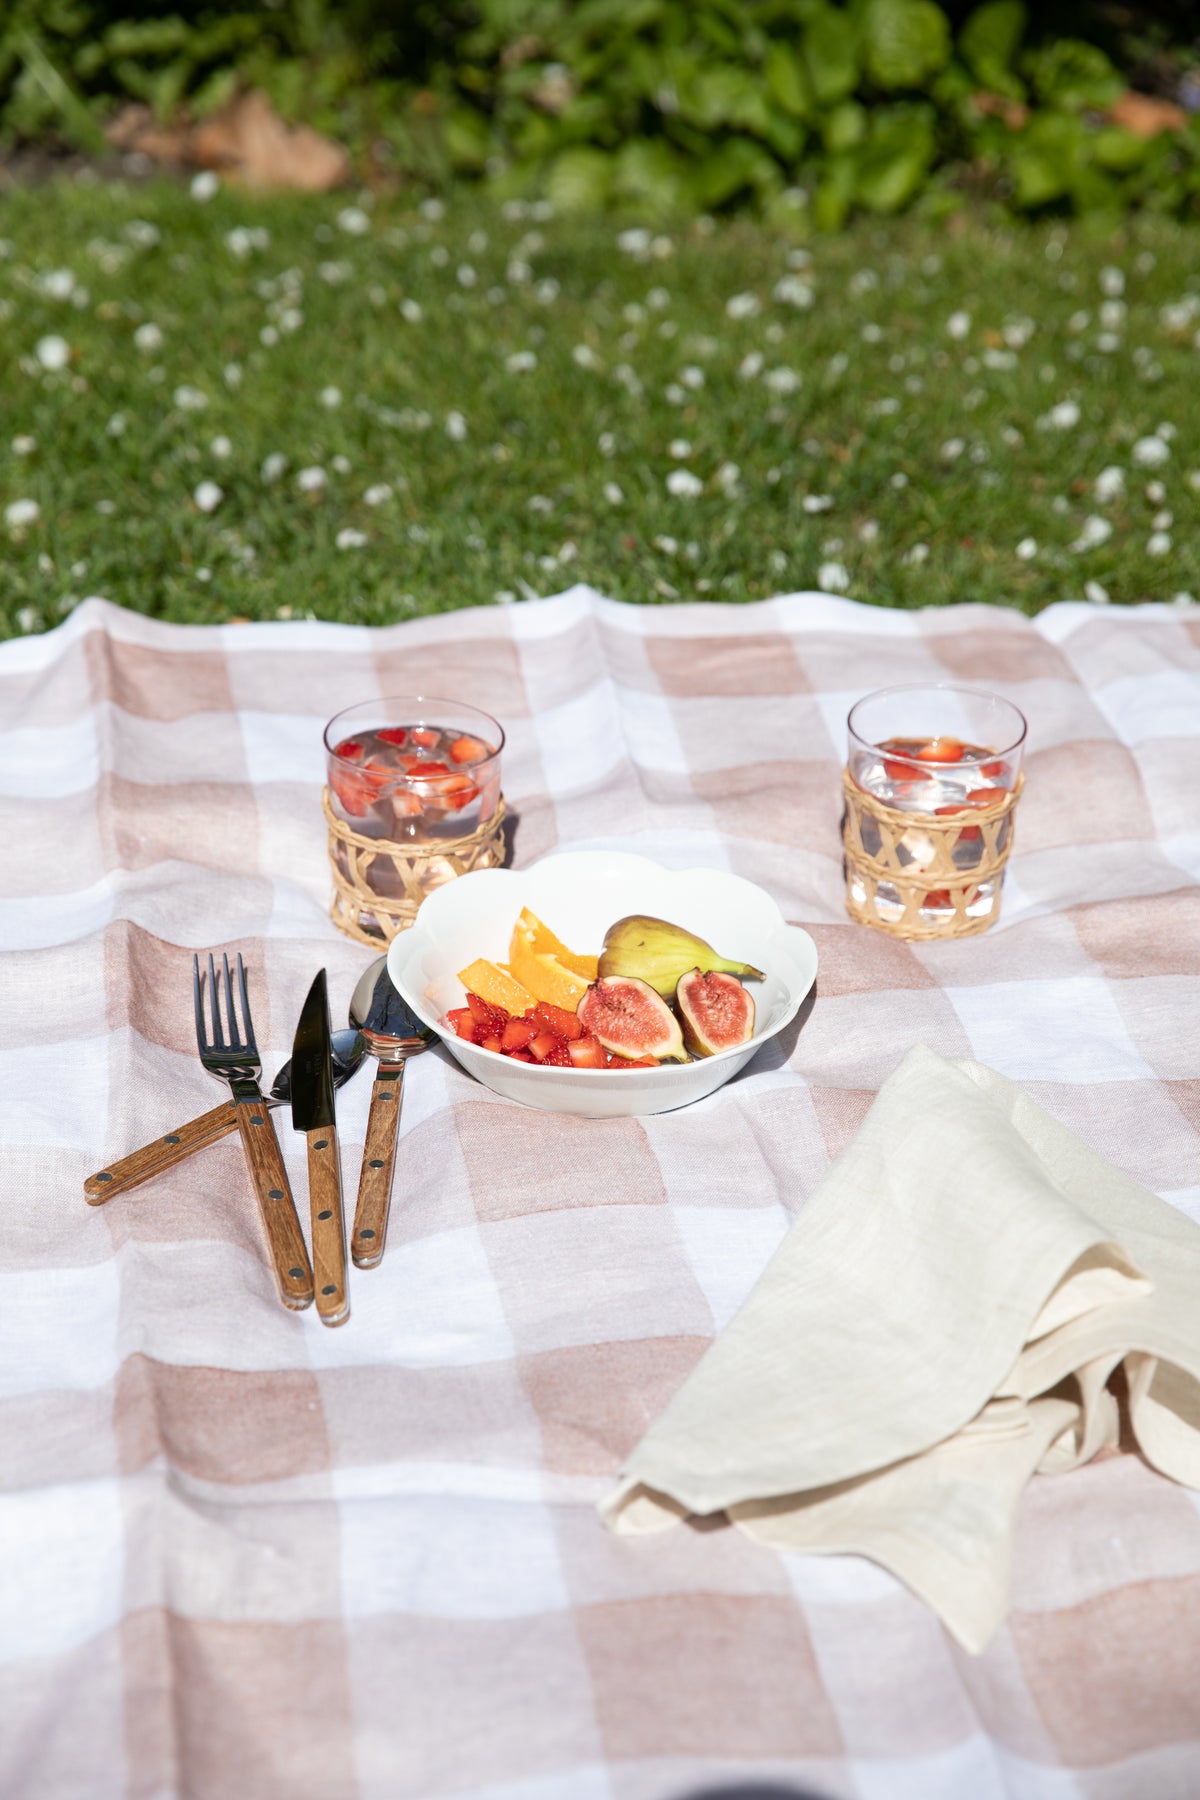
<box><xmin>601</xmin><ymin>1045</ymin><xmax>1200</xmax><ymax>1652</ymax></box>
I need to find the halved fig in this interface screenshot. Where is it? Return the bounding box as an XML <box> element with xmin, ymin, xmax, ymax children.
<box><xmin>577</xmin><ymin>976</ymin><xmax>687</xmax><ymax>1062</ymax></box>
<box><xmin>676</xmin><ymin>968</ymin><xmax>755</xmax><ymax>1057</ymax></box>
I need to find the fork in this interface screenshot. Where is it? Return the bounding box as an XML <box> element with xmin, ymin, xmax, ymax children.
<box><xmin>194</xmin><ymin>951</ymin><xmax>314</xmax><ymax>1312</ymax></box>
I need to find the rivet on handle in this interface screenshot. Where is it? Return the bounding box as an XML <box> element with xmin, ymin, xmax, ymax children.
<box><xmin>288</xmin><ymin>1267</ymin><xmax>306</xmax><ymax>1279</ymax></box>
<box><xmin>95</xmin><ymin>1171</ymin><xmax>113</xmax><ymax>1183</ymax></box>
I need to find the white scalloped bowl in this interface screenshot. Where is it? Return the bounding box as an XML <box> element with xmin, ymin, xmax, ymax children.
<box><xmin>386</xmin><ymin>851</ymin><xmax>817</xmax><ymax>1118</ymax></box>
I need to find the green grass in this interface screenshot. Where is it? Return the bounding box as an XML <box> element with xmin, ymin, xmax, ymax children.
<box><xmin>1</xmin><ymin>177</ymin><xmax>1198</xmax><ymax>638</ymax></box>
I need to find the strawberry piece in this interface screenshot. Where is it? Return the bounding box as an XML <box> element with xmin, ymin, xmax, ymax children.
<box><xmin>333</xmin><ymin>738</ymin><xmax>364</xmax><ymax>761</ymax></box>
<box><xmin>329</xmin><ymin>765</ymin><xmax>370</xmax><ymax>816</ymax></box>
<box><xmin>981</xmin><ymin>760</ymin><xmax>1008</xmax><ymax>779</ymax></box>
<box><xmin>532</xmin><ymin>1001</ymin><xmax>583</xmax><ymax>1041</ymax></box>
<box><xmin>567</xmin><ymin>1035</ymin><xmax>605</xmax><ymax>1069</ymax></box>
<box><xmin>393</xmin><ymin>792</ymin><xmax>423</xmax><ymax>817</ymax></box>
<box><xmin>466</xmin><ymin>992</ymin><xmax>509</xmax><ymax>1031</ymax></box>
<box><xmin>481</xmin><ymin>1033</ymin><xmax>503</xmax><ymax>1055</ymax></box>
<box><xmin>611</xmin><ymin>1054</ymin><xmax>660</xmax><ymax>1069</ymax></box>
<box><xmin>446</xmin><ymin>1007</ymin><xmax>472</xmax><ymax>1028</ymax></box>
<box><xmin>501</xmin><ymin>1018</ymin><xmax>536</xmax><ymax>1051</ymax></box>
<box><xmin>958</xmin><ymin>787</ymin><xmax>1008</xmax><ymax>810</ymax></box>
<box><xmin>412</xmin><ymin>728</ymin><xmax>440</xmax><ymax>748</ymax></box>
<box><xmin>405</xmin><ymin>761</ymin><xmax>452</xmax><ymax>779</ymax></box>
<box><xmin>883</xmin><ymin>758</ymin><xmax>919</xmax><ymax>782</ymax></box>
<box><xmin>376</xmin><ymin>727</ymin><xmax>408</xmax><ymax>747</ymax></box>
<box><xmin>544</xmin><ymin>1041</ymin><xmax>572</xmax><ymax>1066</ymax></box>
<box><xmin>916</xmin><ymin>738</ymin><xmax>964</xmax><ymax>764</ymax></box>
<box><xmin>923</xmin><ymin>889</ymin><xmax>953</xmax><ymax>909</ymax></box>
<box><xmin>450</xmin><ymin>734</ymin><xmax>490</xmax><ymax>764</ymax></box>
<box><xmin>453</xmin><ymin>1013</ymin><xmax>478</xmax><ymax>1043</ymax></box>
<box><xmin>529</xmin><ymin>1031</ymin><xmax>561</xmax><ymax>1063</ymax></box>
<box><xmin>507</xmin><ymin>1049</ymin><xmax>534</xmax><ymax>1062</ymax></box>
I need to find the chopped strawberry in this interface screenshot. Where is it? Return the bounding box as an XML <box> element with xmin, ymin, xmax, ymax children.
<box><xmin>481</xmin><ymin>1033</ymin><xmax>503</xmax><ymax>1055</ymax></box>
<box><xmin>446</xmin><ymin>1007</ymin><xmax>472</xmax><ymax>1029</ymax></box>
<box><xmin>466</xmin><ymin>992</ymin><xmax>509</xmax><ymax>1031</ymax></box>
<box><xmin>923</xmin><ymin>889</ymin><xmax>953</xmax><ymax>909</ymax></box>
<box><xmin>532</xmin><ymin>1001</ymin><xmax>583</xmax><ymax>1041</ymax></box>
<box><xmin>453</xmin><ymin>1013</ymin><xmax>478</xmax><ymax>1043</ymax></box>
<box><xmin>611</xmin><ymin>1054</ymin><xmax>659</xmax><ymax>1069</ymax></box>
<box><xmin>501</xmin><ymin>1018</ymin><xmax>536</xmax><ymax>1052</ymax></box>
<box><xmin>450</xmin><ymin>734</ymin><xmax>490</xmax><ymax>765</ymax></box>
<box><xmin>567</xmin><ymin>1035</ymin><xmax>605</xmax><ymax>1068</ymax></box>
<box><xmin>376</xmin><ymin>727</ymin><xmax>408</xmax><ymax>747</ymax></box>
<box><xmin>333</xmin><ymin>738</ymin><xmax>364</xmax><ymax>761</ymax></box>
<box><xmin>329</xmin><ymin>765</ymin><xmax>370</xmax><ymax>816</ymax></box>
<box><xmin>529</xmin><ymin>1030</ymin><xmax>562</xmax><ymax>1063</ymax></box>
<box><xmin>393</xmin><ymin>792</ymin><xmax>423</xmax><ymax>817</ymax></box>
<box><xmin>544</xmin><ymin>1041</ymin><xmax>572</xmax><ymax>1066</ymax></box>
<box><xmin>507</xmin><ymin>1049</ymin><xmax>534</xmax><ymax>1062</ymax></box>
<box><xmin>916</xmin><ymin>738</ymin><xmax>964</xmax><ymax>764</ymax></box>
<box><xmin>883</xmin><ymin>758</ymin><xmax>919</xmax><ymax>782</ymax></box>
<box><xmin>412</xmin><ymin>728</ymin><xmax>440</xmax><ymax>748</ymax></box>
<box><xmin>981</xmin><ymin>760</ymin><xmax>1008</xmax><ymax>780</ymax></box>
<box><xmin>405</xmin><ymin>760</ymin><xmax>451</xmax><ymax>779</ymax></box>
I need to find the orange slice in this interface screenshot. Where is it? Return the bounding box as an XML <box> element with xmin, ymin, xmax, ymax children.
<box><xmin>456</xmin><ymin>959</ymin><xmax>537</xmax><ymax>1016</ymax></box>
<box><xmin>508</xmin><ymin>923</ymin><xmax>590</xmax><ymax>1012</ymax></box>
<box><xmin>516</xmin><ymin>907</ymin><xmax>599</xmax><ymax>982</ymax></box>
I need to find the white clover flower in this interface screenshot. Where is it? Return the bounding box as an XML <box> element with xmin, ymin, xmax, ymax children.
<box><xmin>224</xmin><ymin>363</ymin><xmax>242</xmax><ymax>390</ymax></box>
<box><xmin>278</xmin><ymin>307</ymin><xmax>303</xmax><ymax>334</ymax></box>
<box><xmin>190</xmin><ymin>170</ymin><xmax>219</xmax><ymax>202</ymax></box>
<box><xmin>1072</xmin><ymin>516</ymin><xmax>1113</xmax><ymax>552</ymax></box>
<box><xmin>134</xmin><ymin>322</ymin><xmax>163</xmax><ymax>354</ymax></box>
<box><xmin>983</xmin><ymin>348</ymin><xmax>1017</xmax><ymax>371</ymax></box>
<box><xmin>572</xmin><ymin>344</ymin><xmax>601</xmax><ymax>370</ymax></box>
<box><xmin>946</xmin><ymin>310</ymin><xmax>971</xmax><ymax>340</ymax></box>
<box><xmin>36</xmin><ymin>335</ymin><xmax>70</xmax><ymax>371</ymax></box>
<box><xmin>850</xmin><ymin>269</ymin><xmax>878</xmax><ymax>295</ymax></box>
<box><xmin>858</xmin><ymin>519</ymin><xmax>880</xmax><ymax>543</ymax></box>
<box><xmin>1084</xmin><ymin>580</ymin><xmax>1111</xmax><ymax>605</ymax></box>
<box><xmin>225</xmin><ymin>226</ymin><xmax>269</xmax><ymax>259</ymax></box>
<box><xmin>174</xmin><ymin>385</ymin><xmax>207</xmax><ymax>412</ymax></box>
<box><xmin>1156</xmin><ymin>421</ymin><xmax>1177</xmax><ymax>441</ymax></box>
<box><xmin>653</xmin><ymin>535</ymin><xmax>679</xmax><ymax>555</ymax></box>
<box><xmin>535</xmin><ymin>278</ymin><xmax>560</xmax><ymax>305</ymax></box>
<box><xmin>664</xmin><ymin>383</ymin><xmax>686</xmax><ymax>405</ymax></box>
<box><xmin>260</xmin><ymin>453</ymin><xmax>287</xmax><ymax>484</ymax></box>
<box><xmin>680</xmin><ymin>365</ymin><xmax>705</xmax><ymax>390</ymax></box>
<box><xmin>774</xmin><ymin>276</ymin><xmax>814</xmax><ymax>309</ymax></box>
<box><xmin>891</xmin><ymin>471</ymin><xmax>909</xmax><ymax>489</ymax></box>
<box><xmin>507</xmin><ymin>258</ymin><xmax>532</xmax><ymax>285</ymax></box>
<box><xmin>40</xmin><ymin>268</ymin><xmax>75</xmax><ymax>300</ymax></box>
<box><xmin>260</xmin><ymin>325</ymin><xmax>278</xmax><ymax>347</ymax></box>
<box><xmin>420</xmin><ymin>197</ymin><xmax>445</xmax><ymax>221</ymax></box>
<box><xmin>320</xmin><ymin>385</ymin><xmax>342</xmax><ymax>409</ymax></box>
<box><xmin>125</xmin><ymin>219</ymin><xmax>160</xmax><ymax>248</ymax></box>
<box><xmin>494</xmin><ymin>589</ymin><xmax>517</xmax><ymax>605</ymax></box>
<box><xmin>1171</xmin><ymin>591</ymin><xmax>1197</xmax><ymax>607</ymax></box>
<box><xmin>1094</xmin><ymin>466</ymin><xmax>1125</xmax><ymax>503</ymax></box>
<box><xmin>445</xmin><ymin>411</ymin><xmax>468</xmax><ymax>441</ymax></box>
<box><xmin>12</xmin><ymin>435</ymin><xmax>36</xmax><ymax>455</ymax></box>
<box><xmin>818</xmin><ymin>560</ymin><xmax>850</xmax><ymax>592</ymax></box>
<box><xmin>297</xmin><ymin>466</ymin><xmax>327</xmax><ymax>493</ymax></box>
<box><xmin>337</xmin><ymin>206</ymin><xmax>371</xmax><ymax>237</ymax></box>
<box><xmin>765</xmin><ymin>367</ymin><xmax>801</xmax><ymax>396</ymax></box>
<box><xmin>902</xmin><ymin>543</ymin><xmax>930</xmax><ymax>566</ymax></box>
<box><xmin>715</xmin><ymin>462</ymin><xmax>740</xmax><ymax>493</ymax></box>
<box><xmin>331</xmin><ymin>455</ymin><xmax>351</xmax><ymax>476</ymax></box>
<box><xmin>6</xmin><ymin>498</ymin><xmax>40</xmax><ymax>530</ymax></box>
<box><xmin>506</xmin><ymin>350</ymin><xmax>537</xmax><ymax>373</ymax></box>
<box><xmin>603</xmin><ymin>482</ymin><xmax>624</xmax><ymax>504</ymax></box>
<box><xmin>597</xmin><ymin>433</ymin><xmax>616</xmax><ymax>457</ymax></box>
<box><xmin>336</xmin><ymin>527</ymin><xmax>368</xmax><ymax>548</ymax></box>
<box><xmin>193</xmin><ymin>481</ymin><xmax>223</xmax><ymax>514</ymax></box>
<box><xmin>16</xmin><ymin>605</ymin><xmax>40</xmax><ymax>632</ymax></box>
<box><xmin>1146</xmin><ymin>481</ymin><xmax>1167</xmax><ymax>505</ymax></box>
<box><xmin>803</xmin><ymin>495</ymin><xmax>833</xmax><ymax>514</ymax></box>
<box><xmin>1153</xmin><ymin>508</ymin><xmax>1174</xmax><ymax>530</ymax></box>
<box><xmin>1100</xmin><ymin>266</ymin><xmax>1125</xmax><ymax>297</ymax></box>
<box><xmin>1147</xmin><ymin>531</ymin><xmax>1172</xmax><ymax>556</ymax></box>
<box><xmin>666</xmin><ymin>469</ymin><xmax>703</xmax><ymax>498</ymax></box>
<box><xmin>738</xmin><ymin>351</ymin><xmax>764</xmax><ymax>381</ymax></box>
<box><xmin>861</xmin><ymin>322</ymin><xmax>883</xmax><ymax>344</ymax></box>
<box><xmin>319</xmin><ymin>261</ymin><xmax>350</xmax><ymax>286</ymax></box>
<box><xmin>940</xmin><ymin>438</ymin><xmax>965</xmax><ymax>462</ymax></box>
<box><xmin>1016</xmin><ymin>538</ymin><xmax>1038</xmax><ymax>561</ymax></box>
<box><xmin>617</xmin><ymin>228</ymin><xmax>652</xmax><ymax>258</ymax></box>
<box><xmin>1132</xmin><ymin>436</ymin><xmax>1170</xmax><ymax>468</ymax></box>
<box><xmin>1099</xmin><ymin>300</ymin><xmax>1126</xmax><ymax>330</ymax></box>
<box><xmin>400</xmin><ymin>298</ymin><xmax>423</xmax><ymax>324</ymax></box>
<box><xmin>669</xmin><ymin>439</ymin><xmax>692</xmax><ymax>460</ymax></box>
<box><xmin>457</xmin><ymin>264</ymin><xmax>476</xmax><ymax>288</ymax></box>
<box><xmin>1041</xmin><ymin>400</ymin><xmax>1081</xmax><ymax>431</ymax></box>
<box><xmin>363</xmin><ymin>484</ymin><xmax>393</xmax><ymax>506</ymax></box>
<box><xmin>873</xmin><ymin>397</ymin><xmax>900</xmax><ymax>416</ymax></box>
<box><xmin>726</xmin><ymin>292</ymin><xmax>761</xmax><ymax>321</ymax></box>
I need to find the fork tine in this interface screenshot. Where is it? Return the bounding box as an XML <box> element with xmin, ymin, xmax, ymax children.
<box><xmin>208</xmin><ymin>951</ymin><xmax>224</xmax><ymax>1049</ymax></box>
<box><xmin>193</xmin><ymin>953</ymin><xmax>206</xmax><ymax>1051</ymax></box>
<box><xmin>222</xmin><ymin>953</ymin><xmax>239</xmax><ymax>1050</ymax></box>
<box><xmin>237</xmin><ymin>954</ymin><xmax>257</xmax><ymax>1054</ymax></box>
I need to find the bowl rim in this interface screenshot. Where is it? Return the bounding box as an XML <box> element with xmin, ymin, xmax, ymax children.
<box><xmin>387</xmin><ymin>851</ymin><xmax>816</xmax><ymax>1079</ymax></box>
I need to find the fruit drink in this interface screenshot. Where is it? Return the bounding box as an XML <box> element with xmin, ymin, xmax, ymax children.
<box><xmin>327</xmin><ymin>722</ymin><xmax>501</xmax><ymax>842</ymax></box>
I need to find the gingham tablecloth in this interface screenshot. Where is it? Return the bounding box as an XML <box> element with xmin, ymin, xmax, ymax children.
<box><xmin>4</xmin><ymin>587</ymin><xmax>1200</xmax><ymax>1800</ymax></box>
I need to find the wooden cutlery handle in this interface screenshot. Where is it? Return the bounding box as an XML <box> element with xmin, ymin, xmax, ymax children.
<box><xmin>352</xmin><ymin>1063</ymin><xmax>405</xmax><ymax>1269</ymax></box>
<box><xmin>307</xmin><ymin>1126</ymin><xmax>349</xmax><ymax>1327</ymax></box>
<box><xmin>84</xmin><ymin>1100</ymin><xmax>240</xmax><ymax>1202</ymax></box>
<box><xmin>234</xmin><ymin>1101</ymin><xmax>313</xmax><ymax>1312</ymax></box>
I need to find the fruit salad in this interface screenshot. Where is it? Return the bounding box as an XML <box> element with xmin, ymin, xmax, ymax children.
<box><xmin>445</xmin><ymin>909</ymin><xmax>764</xmax><ymax>1070</ymax></box>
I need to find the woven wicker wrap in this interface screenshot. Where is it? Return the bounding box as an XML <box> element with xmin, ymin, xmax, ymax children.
<box><xmin>842</xmin><ymin>767</ymin><xmax>1023</xmax><ymax>941</ymax></box>
<box><xmin>324</xmin><ymin>786</ymin><xmax>507</xmax><ymax>946</ymax></box>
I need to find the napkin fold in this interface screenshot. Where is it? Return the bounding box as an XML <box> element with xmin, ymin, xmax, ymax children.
<box><xmin>602</xmin><ymin>1046</ymin><xmax>1200</xmax><ymax>1651</ymax></box>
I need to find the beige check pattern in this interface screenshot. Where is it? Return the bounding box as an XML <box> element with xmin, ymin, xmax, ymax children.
<box><xmin>2</xmin><ymin>588</ymin><xmax>1199</xmax><ymax>1800</ymax></box>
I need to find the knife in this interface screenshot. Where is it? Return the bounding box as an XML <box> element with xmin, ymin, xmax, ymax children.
<box><xmin>291</xmin><ymin>969</ymin><xmax>349</xmax><ymax>1328</ymax></box>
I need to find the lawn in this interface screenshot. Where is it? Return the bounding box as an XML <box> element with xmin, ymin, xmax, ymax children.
<box><xmin>1</xmin><ymin>174</ymin><xmax>1198</xmax><ymax>638</ymax></box>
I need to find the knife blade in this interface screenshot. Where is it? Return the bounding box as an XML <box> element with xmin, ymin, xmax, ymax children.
<box><xmin>291</xmin><ymin>969</ymin><xmax>349</xmax><ymax>1327</ymax></box>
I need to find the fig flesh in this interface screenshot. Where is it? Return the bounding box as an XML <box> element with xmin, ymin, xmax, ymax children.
<box><xmin>578</xmin><ymin>976</ymin><xmax>687</xmax><ymax>1062</ymax></box>
<box><xmin>676</xmin><ymin>968</ymin><xmax>756</xmax><ymax>1057</ymax></box>
<box><xmin>598</xmin><ymin>914</ymin><xmax>765</xmax><ymax>1000</ymax></box>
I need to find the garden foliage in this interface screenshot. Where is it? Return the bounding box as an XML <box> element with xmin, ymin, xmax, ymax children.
<box><xmin>2</xmin><ymin>0</ymin><xmax>1199</xmax><ymax>221</ymax></box>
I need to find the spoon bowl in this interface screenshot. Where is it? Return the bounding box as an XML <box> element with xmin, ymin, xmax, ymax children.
<box><xmin>269</xmin><ymin>1027</ymin><xmax>366</xmax><ymax>1104</ymax></box>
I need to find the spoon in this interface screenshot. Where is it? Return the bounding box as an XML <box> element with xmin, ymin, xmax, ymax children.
<box><xmin>84</xmin><ymin>1027</ymin><xmax>366</xmax><ymax>1203</ymax></box>
<box><xmin>347</xmin><ymin>954</ymin><xmax>433</xmax><ymax>1268</ymax></box>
